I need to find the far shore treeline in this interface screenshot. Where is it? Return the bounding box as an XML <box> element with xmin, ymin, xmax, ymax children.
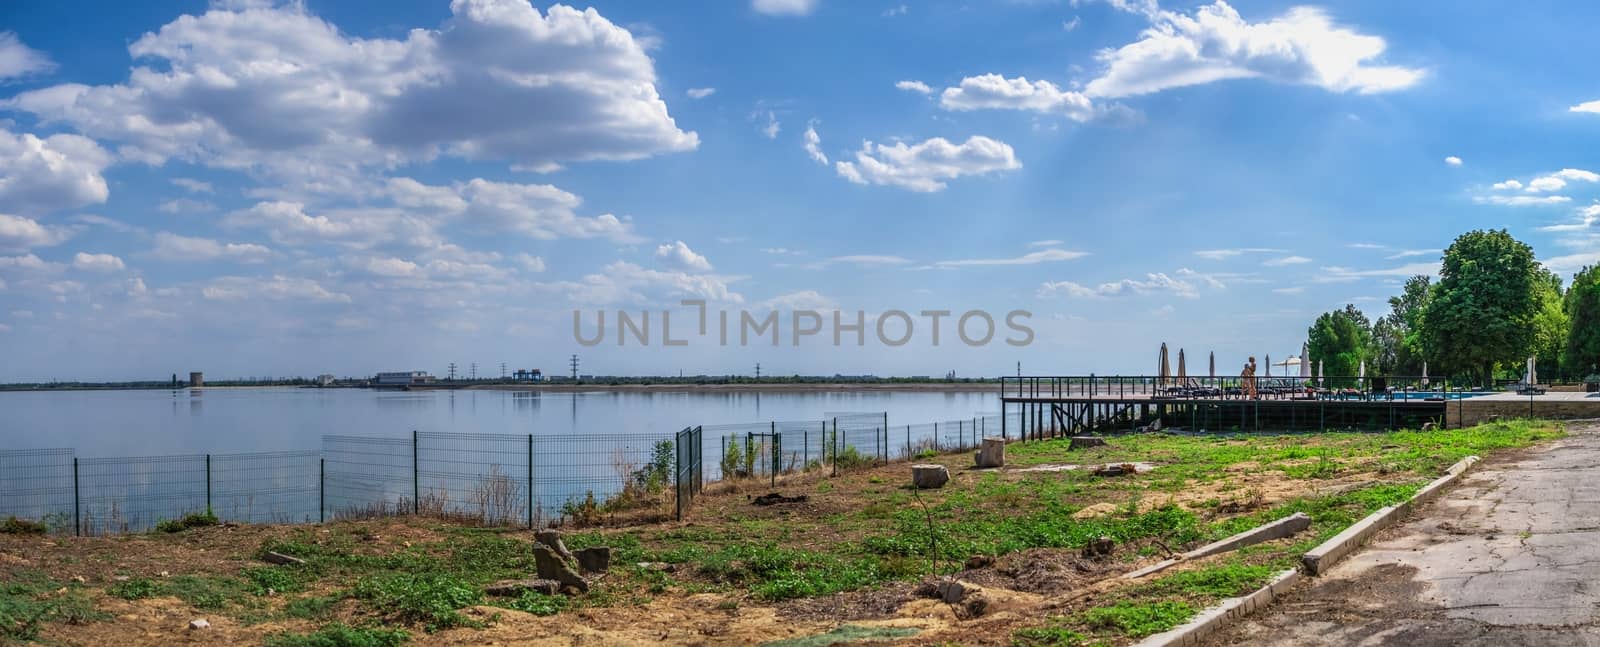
<box><xmin>1308</xmin><ymin>228</ymin><xmax>1600</xmax><ymax>386</ymax></box>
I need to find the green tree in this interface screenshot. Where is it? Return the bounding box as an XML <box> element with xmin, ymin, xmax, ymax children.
<box><xmin>1307</xmin><ymin>304</ymin><xmax>1372</xmax><ymax>385</ymax></box>
<box><xmin>1420</xmin><ymin>229</ymin><xmax>1540</xmax><ymax>386</ymax></box>
<box><xmin>1531</xmin><ymin>270</ymin><xmax>1568</xmax><ymax>380</ymax></box>
<box><xmin>1371</xmin><ymin>275</ymin><xmax>1436</xmax><ymax>375</ymax></box>
<box><xmin>1564</xmin><ymin>265</ymin><xmax>1600</xmax><ymax>377</ymax></box>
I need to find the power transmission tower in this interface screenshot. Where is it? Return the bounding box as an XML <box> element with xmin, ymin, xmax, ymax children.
<box><xmin>470</xmin><ymin>363</ymin><xmax>477</xmax><ymax>380</ymax></box>
<box><xmin>755</xmin><ymin>362</ymin><xmax>761</xmax><ymax>379</ymax></box>
<box><xmin>500</xmin><ymin>362</ymin><xmax>507</xmax><ymax>379</ymax></box>
<box><xmin>570</xmin><ymin>354</ymin><xmax>580</xmax><ymax>381</ymax></box>
<box><xmin>447</xmin><ymin>362</ymin><xmax>458</xmax><ymax>380</ymax></box>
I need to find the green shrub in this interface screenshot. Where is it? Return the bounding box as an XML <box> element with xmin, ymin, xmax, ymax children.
<box><xmin>155</xmin><ymin>508</ymin><xmax>219</xmax><ymax>533</ymax></box>
<box><xmin>108</xmin><ymin>578</ymin><xmax>162</xmax><ymax>600</ymax></box>
<box><xmin>265</xmin><ymin>623</ymin><xmax>410</xmax><ymax>647</ymax></box>
<box><xmin>0</xmin><ymin>516</ymin><xmax>47</xmax><ymax>535</ymax></box>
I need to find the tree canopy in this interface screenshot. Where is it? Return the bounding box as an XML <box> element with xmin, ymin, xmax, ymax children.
<box><xmin>1565</xmin><ymin>265</ymin><xmax>1600</xmax><ymax>378</ymax></box>
<box><xmin>1418</xmin><ymin>229</ymin><xmax>1540</xmax><ymax>385</ymax></box>
<box><xmin>1307</xmin><ymin>304</ymin><xmax>1372</xmax><ymax>381</ymax></box>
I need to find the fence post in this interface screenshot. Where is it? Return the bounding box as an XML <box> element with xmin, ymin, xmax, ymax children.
<box><xmin>73</xmin><ymin>457</ymin><xmax>80</xmax><ymax>537</ymax></box>
<box><xmin>411</xmin><ymin>430</ymin><xmax>419</xmax><ymax>515</ymax></box>
<box><xmin>906</xmin><ymin>425</ymin><xmax>912</xmax><ymax>459</ymax></box>
<box><xmin>319</xmin><ymin>458</ymin><xmax>325</xmax><ymax>523</ymax></box>
<box><xmin>803</xmin><ymin>429</ymin><xmax>809</xmax><ymax>468</ymax></box>
<box><xmin>831</xmin><ymin>418</ymin><xmax>838</xmax><ymax>477</ymax></box>
<box><xmin>772</xmin><ymin>432</ymin><xmax>780</xmax><ymax>488</ymax></box>
<box><xmin>527</xmin><ymin>434</ymin><xmax>534</xmax><ymax>529</ymax></box>
<box><xmin>205</xmin><ymin>454</ymin><xmax>212</xmax><ymax>512</ymax></box>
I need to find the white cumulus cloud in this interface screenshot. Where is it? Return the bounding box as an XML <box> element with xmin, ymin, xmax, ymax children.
<box><xmin>655</xmin><ymin>240</ymin><xmax>713</xmax><ymax>272</ymax></box>
<box><xmin>1084</xmin><ymin>1</ymin><xmax>1423</xmax><ymax>98</ymax></box>
<box><xmin>6</xmin><ymin>1</ymin><xmax>697</xmax><ymax>185</ymax></box>
<box><xmin>895</xmin><ymin>80</ymin><xmax>933</xmax><ymax>95</ymax></box>
<box><xmin>835</xmin><ymin>135</ymin><xmax>1021</xmax><ymax>192</ymax></box>
<box><xmin>71</xmin><ymin>252</ymin><xmax>126</xmax><ymax>272</ymax></box>
<box><xmin>940</xmin><ymin>74</ymin><xmax>1098</xmax><ymax>121</ymax></box>
<box><xmin>150</xmin><ymin>232</ymin><xmax>273</xmax><ymax>263</ymax></box>
<box><xmin>0</xmin><ymin>128</ymin><xmax>113</xmax><ymax>216</ymax></box>
<box><xmin>0</xmin><ymin>214</ymin><xmax>73</xmax><ymax>251</ymax></box>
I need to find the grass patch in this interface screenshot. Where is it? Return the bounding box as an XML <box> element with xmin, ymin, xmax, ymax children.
<box><xmin>0</xmin><ymin>570</ymin><xmax>107</xmax><ymax>641</ymax></box>
<box><xmin>352</xmin><ymin>573</ymin><xmax>483</xmax><ymax>631</ymax></box>
<box><xmin>164</xmin><ymin>575</ymin><xmax>253</xmax><ymax>610</ymax></box>
<box><xmin>265</xmin><ymin>623</ymin><xmax>410</xmax><ymax>647</ymax></box>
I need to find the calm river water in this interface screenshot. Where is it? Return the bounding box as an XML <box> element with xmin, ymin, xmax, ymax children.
<box><xmin>0</xmin><ymin>387</ymin><xmax>1002</xmax><ymax>456</ymax></box>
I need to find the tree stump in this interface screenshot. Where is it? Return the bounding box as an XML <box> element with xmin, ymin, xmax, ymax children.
<box><xmin>975</xmin><ymin>437</ymin><xmax>1005</xmax><ymax>468</ymax></box>
<box><xmin>911</xmin><ymin>464</ymin><xmax>950</xmax><ymax>489</ymax></box>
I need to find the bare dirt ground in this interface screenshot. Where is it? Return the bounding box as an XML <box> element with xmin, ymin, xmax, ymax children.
<box><xmin>5</xmin><ymin>425</ymin><xmax>1551</xmax><ymax>647</ymax></box>
<box><xmin>1205</xmin><ymin>421</ymin><xmax>1600</xmax><ymax>647</ymax></box>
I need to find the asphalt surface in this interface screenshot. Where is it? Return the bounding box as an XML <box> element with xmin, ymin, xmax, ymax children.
<box><xmin>1208</xmin><ymin>422</ymin><xmax>1600</xmax><ymax>646</ymax></box>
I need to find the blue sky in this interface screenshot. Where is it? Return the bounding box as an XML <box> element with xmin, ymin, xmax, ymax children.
<box><xmin>3</xmin><ymin>0</ymin><xmax>1600</xmax><ymax>381</ymax></box>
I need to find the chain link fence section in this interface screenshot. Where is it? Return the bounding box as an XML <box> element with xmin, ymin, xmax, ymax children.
<box><xmin>211</xmin><ymin>451</ymin><xmax>320</xmax><ymax>525</ymax></box>
<box><xmin>828</xmin><ymin>412</ymin><xmax>889</xmax><ymax>475</ymax></box>
<box><xmin>0</xmin><ymin>449</ymin><xmax>74</xmax><ymax>533</ymax></box>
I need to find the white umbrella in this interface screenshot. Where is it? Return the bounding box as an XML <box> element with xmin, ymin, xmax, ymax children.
<box><xmin>1421</xmin><ymin>360</ymin><xmax>1429</xmax><ymax>388</ymax></box>
<box><xmin>1299</xmin><ymin>343</ymin><xmax>1311</xmax><ymax>384</ymax></box>
<box><xmin>1359</xmin><ymin>359</ymin><xmax>1366</xmax><ymax>379</ymax></box>
<box><xmin>1318</xmin><ymin>359</ymin><xmax>1324</xmax><ymax>387</ymax></box>
<box><xmin>1526</xmin><ymin>356</ymin><xmax>1537</xmax><ymax>385</ymax></box>
<box><xmin>1266</xmin><ymin>354</ymin><xmax>1272</xmax><ymax>377</ymax></box>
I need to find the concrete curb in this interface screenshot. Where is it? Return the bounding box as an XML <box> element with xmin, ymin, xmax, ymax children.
<box><xmin>1124</xmin><ymin>513</ymin><xmax>1312</xmax><ymax>580</ymax></box>
<box><xmin>1131</xmin><ymin>568</ymin><xmax>1301</xmax><ymax>647</ymax></box>
<box><xmin>1301</xmin><ymin>455</ymin><xmax>1480</xmax><ymax>575</ymax></box>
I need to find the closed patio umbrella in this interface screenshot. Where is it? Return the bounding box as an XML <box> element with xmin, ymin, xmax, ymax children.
<box><xmin>1209</xmin><ymin>351</ymin><xmax>1215</xmax><ymax>379</ymax></box>
<box><xmin>1421</xmin><ymin>360</ymin><xmax>1429</xmax><ymax>388</ymax></box>
<box><xmin>1265</xmin><ymin>354</ymin><xmax>1272</xmax><ymax>377</ymax></box>
<box><xmin>1318</xmin><ymin>359</ymin><xmax>1324</xmax><ymax>387</ymax></box>
<box><xmin>1299</xmin><ymin>343</ymin><xmax>1311</xmax><ymax>385</ymax></box>
<box><xmin>1158</xmin><ymin>343</ymin><xmax>1170</xmax><ymax>388</ymax></box>
<box><xmin>1177</xmin><ymin>348</ymin><xmax>1187</xmax><ymax>385</ymax></box>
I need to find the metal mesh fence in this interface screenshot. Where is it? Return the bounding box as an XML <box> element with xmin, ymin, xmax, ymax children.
<box><xmin>77</xmin><ymin>454</ymin><xmax>207</xmax><ymax>536</ymax></box>
<box><xmin>416</xmin><ymin>432</ymin><xmax>530</xmax><ymax>527</ymax></box>
<box><xmin>323</xmin><ymin>434</ymin><xmax>414</xmax><ymax>521</ymax></box>
<box><xmin>531</xmin><ymin>432</ymin><xmax>675</xmax><ymax>524</ymax></box>
<box><xmin>211</xmin><ymin>451</ymin><xmax>320</xmax><ymax>525</ymax></box>
<box><xmin>0</xmin><ymin>449</ymin><xmax>74</xmax><ymax>533</ymax></box>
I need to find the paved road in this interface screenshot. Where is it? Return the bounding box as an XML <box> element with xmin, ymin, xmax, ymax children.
<box><xmin>1209</xmin><ymin>422</ymin><xmax>1600</xmax><ymax>646</ymax></box>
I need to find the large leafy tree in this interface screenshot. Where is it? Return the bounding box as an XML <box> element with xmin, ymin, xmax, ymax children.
<box><xmin>1308</xmin><ymin>304</ymin><xmax>1372</xmax><ymax>383</ymax></box>
<box><xmin>1420</xmin><ymin>229</ymin><xmax>1539</xmax><ymax>386</ymax></box>
<box><xmin>1564</xmin><ymin>265</ymin><xmax>1600</xmax><ymax>378</ymax></box>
